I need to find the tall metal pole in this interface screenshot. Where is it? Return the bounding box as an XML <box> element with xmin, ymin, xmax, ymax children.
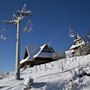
<box><xmin>2</xmin><ymin>4</ymin><xmax>32</xmax><ymax>80</ymax></box>
<box><xmin>16</xmin><ymin>19</ymin><xmax>20</xmax><ymax>80</ymax></box>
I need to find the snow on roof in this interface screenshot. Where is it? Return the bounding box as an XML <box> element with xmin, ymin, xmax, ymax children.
<box><xmin>20</xmin><ymin>55</ymin><xmax>30</xmax><ymax>64</ymax></box>
<box><xmin>40</xmin><ymin>43</ymin><xmax>47</xmax><ymax>50</ymax></box>
<box><xmin>27</xmin><ymin>43</ymin><xmax>53</xmax><ymax>59</ymax></box>
<box><xmin>27</xmin><ymin>45</ymin><xmax>40</xmax><ymax>60</ymax></box>
<box><xmin>33</xmin><ymin>44</ymin><xmax>47</xmax><ymax>58</ymax></box>
<box><xmin>65</xmin><ymin>50</ymin><xmax>74</xmax><ymax>58</ymax></box>
<box><xmin>73</xmin><ymin>34</ymin><xmax>85</xmax><ymax>43</ymax></box>
<box><xmin>20</xmin><ymin>44</ymin><xmax>54</xmax><ymax>64</ymax></box>
<box><xmin>70</xmin><ymin>41</ymin><xmax>85</xmax><ymax>49</ymax></box>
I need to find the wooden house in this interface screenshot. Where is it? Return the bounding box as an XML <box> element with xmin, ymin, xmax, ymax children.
<box><xmin>70</xmin><ymin>34</ymin><xmax>85</xmax><ymax>56</ymax></box>
<box><xmin>65</xmin><ymin>34</ymin><xmax>85</xmax><ymax>57</ymax></box>
<box><xmin>20</xmin><ymin>44</ymin><xmax>55</xmax><ymax>68</ymax></box>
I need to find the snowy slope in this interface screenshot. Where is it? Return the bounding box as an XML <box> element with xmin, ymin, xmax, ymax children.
<box><xmin>0</xmin><ymin>55</ymin><xmax>90</xmax><ymax>90</ymax></box>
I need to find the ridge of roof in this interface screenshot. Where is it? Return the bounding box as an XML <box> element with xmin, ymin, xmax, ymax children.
<box><xmin>33</xmin><ymin>43</ymin><xmax>47</xmax><ymax>58</ymax></box>
<box><xmin>40</xmin><ymin>43</ymin><xmax>47</xmax><ymax>49</ymax></box>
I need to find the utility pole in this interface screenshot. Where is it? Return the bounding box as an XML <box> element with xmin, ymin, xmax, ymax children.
<box><xmin>3</xmin><ymin>4</ymin><xmax>32</xmax><ymax>80</ymax></box>
<box><xmin>16</xmin><ymin>17</ymin><xmax>20</xmax><ymax>80</ymax></box>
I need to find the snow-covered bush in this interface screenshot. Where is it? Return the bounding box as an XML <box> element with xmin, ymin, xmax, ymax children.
<box><xmin>24</xmin><ymin>76</ymin><xmax>33</xmax><ymax>89</ymax></box>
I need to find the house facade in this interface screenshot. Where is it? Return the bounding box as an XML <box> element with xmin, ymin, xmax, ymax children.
<box><xmin>20</xmin><ymin>44</ymin><xmax>56</xmax><ymax>68</ymax></box>
<box><xmin>65</xmin><ymin>34</ymin><xmax>85</xmax><ymax>57</ymax></box>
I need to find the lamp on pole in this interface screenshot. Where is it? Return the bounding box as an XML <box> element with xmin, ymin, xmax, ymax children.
<box><xmin>3</xmin><ymin>4</ymin><xmax>32</xmax><ymax>80</ymax></box>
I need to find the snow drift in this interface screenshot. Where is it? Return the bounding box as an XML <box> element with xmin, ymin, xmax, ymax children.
<box><xmin>0</xmin><ymin>54</ymin><xmax>90</xmax><ymax>90</ymax></box>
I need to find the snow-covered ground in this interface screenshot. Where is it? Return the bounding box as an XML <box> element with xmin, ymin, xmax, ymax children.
<box><xmin>1</xmin><ymin>55</ymin><xmax>90</xmax><ymax>90</ymax></box>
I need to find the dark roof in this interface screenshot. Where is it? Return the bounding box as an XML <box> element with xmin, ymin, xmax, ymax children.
<box><xmin>26</xmin><ymin>43</ymin><xmax>55</xmax><ymax>60</ymax></box>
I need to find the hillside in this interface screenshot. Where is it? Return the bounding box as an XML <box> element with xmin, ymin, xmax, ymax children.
<box><xmin>0</xmin><ymin>55</ymin><xmax>90</xmax><ymax>90</ymax></box>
